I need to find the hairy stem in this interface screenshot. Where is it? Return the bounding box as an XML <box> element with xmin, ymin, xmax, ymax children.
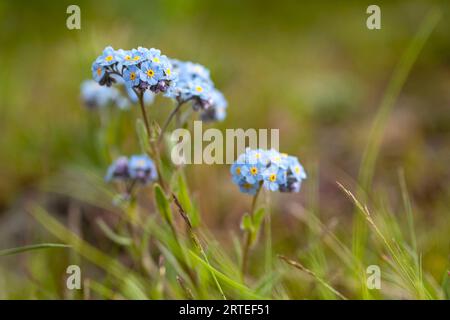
<box><xmin>158</xmin><ymin>101</ymin><xmax>184</xmax><ymax>145</ymax></box>
<box><xmin>172</xmin><ymin>194</ymin><xmax>226</xmax><ymax>300</ymax></box>
<box><xmin>136</xmin><ymin>90</ymin><xmax>167</xmax><ymax>190</ymax></box>
<box><xmin>136</xmin><ymin>90</ymin><xmax>152</xmax><ymax>138</ymax></box>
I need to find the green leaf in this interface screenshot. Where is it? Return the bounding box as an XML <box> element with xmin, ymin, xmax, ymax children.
<box><xmin>120</xmin><ymin>275</ymin><xmax>148</xmax><ymax>299</ymax></box>
<box><xmin>30</xmin><ymin>205</ymin><xmax>150</xmax><ymax>296</ymax></box>
<box><xmin>96</xmin><ymin>218</ymin><xmax>132</xmax><ymax>246</ymax></box>
<box><xmin>173</xmin><ymin>171</ymin><xmax>200</xmax><ymax>227</ymax></box>
<box><xmin>136</xmin><ymin>119</ymin><xmax>150</xmax><ymax>153</ymax></box>
<box><xmin>154</xmin><ymin>184</ymin><xmax>173</xmax><ymax>224</ymax></box>
<box><xmin>150</xmin><ymin>120</ymin><xmax>161</xmax><ymax>142</ymax></box>
<box><xmin>240</xmin><ymin>209</ymin><xmax>266</xmax><ymax>245</ymax></box>
<box><xmin>189</xmin><ymin>250</ymin><xmax>265</xmax><ymax>299</ymax></box>
<box><xmin>87</xmin><ymin>280</ymin><xmax>119</xmax><ymax>299</ymax></box>
<box><xmin>240</xmin><ymin>213</ymin><xmax>253</xmax><ymax>232</ymax></box>
<box><xmin>248</xmin><ymin>208</ymin><xmax>266</xmax><ymax>245</ymax></box>
<box><xmin>254</xmin><ymin>270</ymin><xmax>280</xmax><ymax>297</ymax></box>
<box><xmin>0</xmin><ymin>243</ymin><xmax>71</xmax><ymax>257</ymax></box>
<box><xmin>157</xmin><ymin>243</ymin><xmax>191</xmax><ymax>285</ymax></box>
<box><xmin>253</xmin><ymin>207</ymin><xmax>266</xmax><ymax>229</ymax></box>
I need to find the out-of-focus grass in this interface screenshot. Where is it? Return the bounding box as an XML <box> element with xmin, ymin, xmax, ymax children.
<box><xmin>353</xmin><ymin>8</ymin><xmax>442</xmax><ymax>298</ymax></box>
<box><xmin>0</xmin><ymin>0</ymin><xmax>449</xmax><ymax>299</ymax></box>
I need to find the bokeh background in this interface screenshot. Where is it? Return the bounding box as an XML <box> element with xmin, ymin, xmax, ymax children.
<box><xmin>0</xmin><ymin>0</ymin><xmax>449</xmax><ymax>298</ymax></box>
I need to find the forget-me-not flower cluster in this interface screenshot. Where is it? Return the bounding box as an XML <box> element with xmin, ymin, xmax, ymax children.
<box><xmin>106</xmin><ymin>154</ymin><xmax>158</xmax><ymax>185</ymax></box>
<box><xmin>92</xmin><ymin>46</ymin><xmax>176</xmax><ymax>94</ymax></box>
<box><xmin>81</xmin><ymin>80</ymin><xmax>130</xmax><ymax>110</ymax></box>
<box><xmin>166</xmin><ymin>59</ymin><xmax>227</xmax><ymax>122</ymax></box>
<box><xmin>231</xmin><ymin>148</ymin><xmax>306</xmax><ymax>195</ymax></box>
<box><xmin>91</xmin><ymin>46</ymin><xmax>227</xmax><ymax>122</ymax></box>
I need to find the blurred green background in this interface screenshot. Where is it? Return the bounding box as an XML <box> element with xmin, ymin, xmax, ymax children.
<box><xmin>0</xmin><ymin>0</ymin><xmax>449</xmax><ymax>298</ymax></box>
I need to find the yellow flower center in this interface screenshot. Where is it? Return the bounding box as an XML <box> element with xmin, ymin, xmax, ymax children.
<box><xmin>274</xmin><ymin>156</ymin><xmax>281</xmax><ymax>162</ymax></box>
<box><xmin>243</xmin><ymin>183</ymin><xmax>252</xmax><ymax>189</ymax></box>
<box><xmin>105</xmin><ymin>55</ymin><xmax>113</xmax><ymax>62</ymax></box>
<box><xmin>236</xmin><ymin>167</ymin><xmax>241</xmax><ymax>175</ymax></box>
<box><xmin>255</xmin><ymin>153</ymin><xmax>261</xmax><ymax>159</ymax></box>
<box><xmin>152</xmin><ymin>57</ymin><xmax>160</xmax><ymax>63</ymax></box>
<box><xmin>269</xmin><ymin>174</ymin><xmax>277</xmax><ymax>182</ymax></box>
<box><xmin>195</xmin><ymin>86</ymin><xmax>203</xmax><ymax>93</ymax></box>
<box><xmin>125</xmin><ymin>55</ymin><xmax>132</xmax><ymax>61</ymax></box>
<box><xmin>147</xmin><ymin>69</ymin><xmax>155</xmax><ymax>77</ymax></box>
<box><xmin>166</xmin><ymin>68</ymin><xmax>171</xmax><ymax>75</ymax></box>
<box><xmin>295</xmin><ymin>166</ymin><xmax>300</xmax><ymax>173</ymax></box>
<box><xmin>136</xmin><ymin>160</ymin><xmax>146</xmax><ymax>167</ymax></box>
<box><xmin>133</xmin><ymin>56</ymin><xmax>141</xmax><ymax>61</ymax></box>
<box><xmin>130</xmin><ymin>72</ymin><xmax>136</xmax><ymax>80</ymax></box>
<box><xmin>250</xmin><ymin>167</ymin><xmax>258</xmax><ymax>175</ymax></box>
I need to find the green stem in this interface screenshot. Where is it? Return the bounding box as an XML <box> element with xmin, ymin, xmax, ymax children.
<box><xmin>250</xmin><ymin>186</ymin><xmax>262</xmax><ymax>214</ymax></box>
<box><xmin>136</xmin><ymin>90</ymin><xmax>151</xmax><ymax>139</ymax></box>
<box><xmin>158</xmin><ymin>101</ymin><xmax>184</xmax><ymax>145</ymax></box>
<box><xmin>241</xmin><ymin>184</ymin><xmax>262</xmax><ymax>278</ymax></box>
<box><xmin>136</xmin><ymin>90</ymin><xmax>167</xmax><ymax>190</ymax></box>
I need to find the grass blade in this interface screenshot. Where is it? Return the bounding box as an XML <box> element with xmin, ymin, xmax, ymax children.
<box><xmin>0</xmin><ymin>243</ymin><xmax>71</xmax><ymax>257</ymax></box>
<box><xmin>352</xmin><ymin>9</ymin><xmax>441</xmax><ymax>296</ymax></box>
<box><xmin>278</xmin><ymin>255</ymin><xmax>348</xmax><ymax>300</ymax></box>
<box><xmin>189</xmin><ymin>250</ymin><xmax>264</xmax><ymax>300</ymax></box>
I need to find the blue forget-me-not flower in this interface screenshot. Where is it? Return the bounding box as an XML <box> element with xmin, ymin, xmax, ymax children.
<box><xmin>106</xmin><ymin>155</ymin><xmax>158</xmax><ymax>185</ymax></box>
<box><xmin>231</xmin><ymin>148</ymin><xmax>306</xmax><ymax>195</ymax></box>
